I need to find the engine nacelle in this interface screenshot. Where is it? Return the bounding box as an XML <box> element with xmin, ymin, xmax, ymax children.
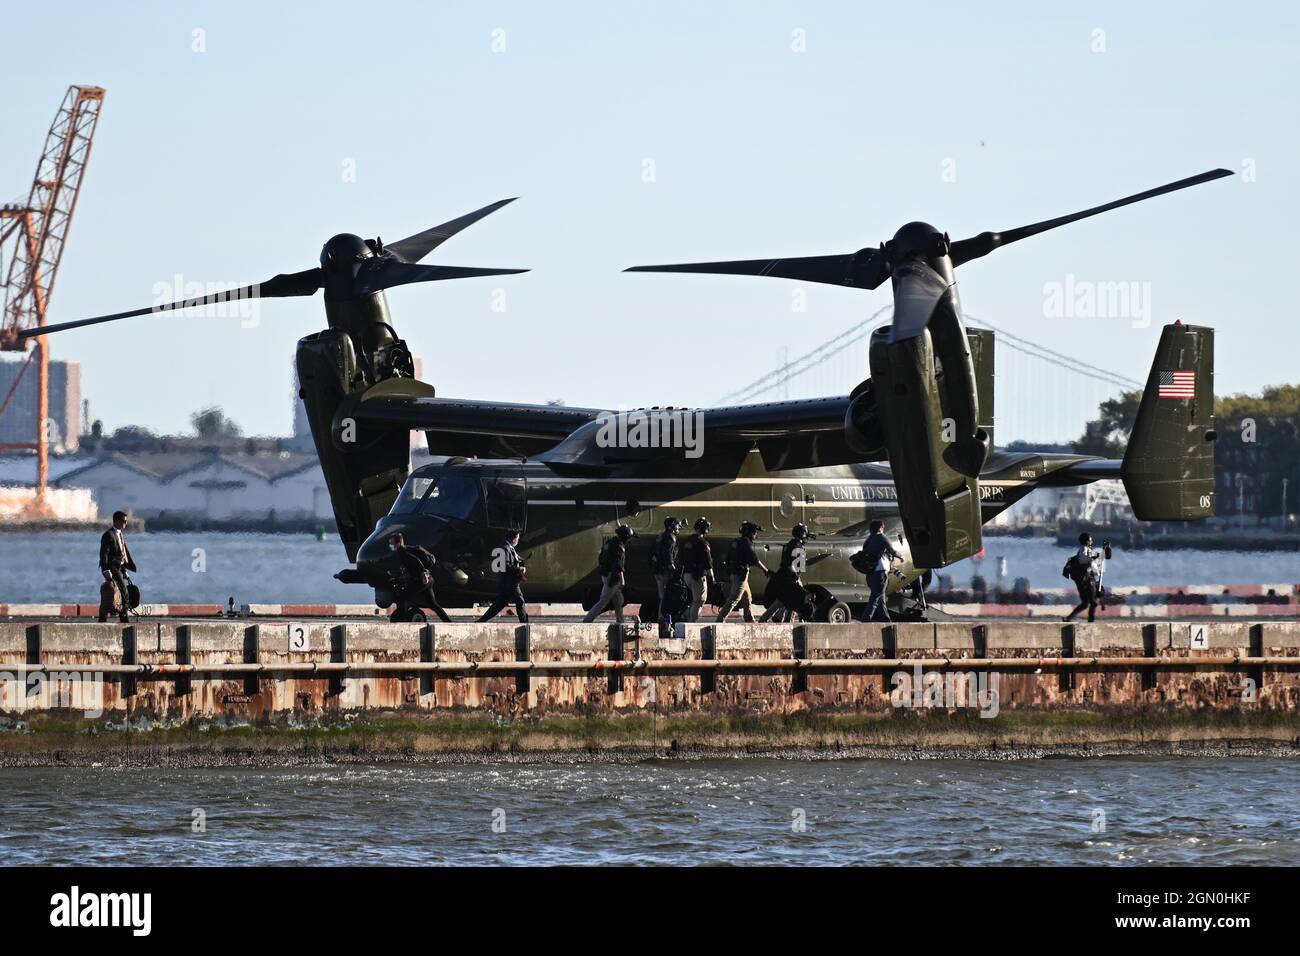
<box><xmin>867</xmin><ymin>326</ymin><xmax>983</xmax><ymax>568</ymax></box>
<box><xmin>297</xmin><ymin>329</ymin><xmax>414</xmax><ymax>561</ymax></box>
<box><xmin>843</xmin><ymin>379</ymin><xmax>886</xmax><ymax>457</ymax></box>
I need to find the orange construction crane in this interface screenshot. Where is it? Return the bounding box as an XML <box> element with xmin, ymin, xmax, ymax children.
<box><xmin>0</xmin><ymin>85</ymin><xmax>105</xmax><ymax>516</ymax></box>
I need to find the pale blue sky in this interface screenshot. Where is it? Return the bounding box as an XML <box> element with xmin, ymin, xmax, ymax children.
<box><xmin>1</xmin><ymin>0</ymin><xmax>1293</xmax><ymax>439</ymax></box>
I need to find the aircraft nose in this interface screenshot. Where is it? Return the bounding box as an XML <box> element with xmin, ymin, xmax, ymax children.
<box><xmin>354</xmin><ymin>519</ymin><xmax>448</xmax><ymax>584</ymax></box>
<box><xmin>356</xmin><ymin>530</ymin><xmax>396</xmax><ymax>567</ymax></box>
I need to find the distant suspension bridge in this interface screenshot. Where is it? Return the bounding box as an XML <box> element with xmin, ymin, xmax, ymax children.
<box><xmin>718</xmin><ymin>307</ymin><xmax>1143</xmax><ymax>445</ymax></box>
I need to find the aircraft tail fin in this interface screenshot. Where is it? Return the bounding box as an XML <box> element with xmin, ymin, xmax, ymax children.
<box><xmin>1121</xmin><ymin>322</ymin><xmax>1216</xmax><ymax>519</ymax></box>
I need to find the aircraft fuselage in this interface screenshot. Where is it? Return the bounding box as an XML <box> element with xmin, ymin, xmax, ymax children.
<box><xmin>351</xmin><ymin>446</ymin><xmax>1093</xmax><ymax>613</ymax></box>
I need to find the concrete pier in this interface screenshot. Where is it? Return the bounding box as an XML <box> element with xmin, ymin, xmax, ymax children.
<box><xmin>3</xmin><ymin>619</ymin><xmax>1299</xmax><ymax>719</ymax></box>
<box><xmin>2</xmin><ymin>619</ymin><xmax>1298</xmax><ymax>765</ymax></box>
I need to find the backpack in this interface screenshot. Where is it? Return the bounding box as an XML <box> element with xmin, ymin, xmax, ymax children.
<box><xmin>660</xmin><ymin>573</ymin><xmax>691</xmax><ymax>622</ymax></box>
<box><xmin>724</xmin><ymin>538</ymin><xmax>747</xmax><ymax>575</ymax></box>
<box><xmin>399</xmin><ymin>545</ymin><xmax>435</xmax><ymax>589</ymax></box>
<box><xmin>1063</xmin><ymin>553</ymin><xmax>1092</xmax><ymax>583</ymax></box>
<box><xmin>850</xmin><ymin>550</ymin><xmax>873</xmax><ymax>575</ymax></box>
<box><xmin>598</xmin><ymin>540</ymin><xmax>619</xmax><ymax>575</ymax></box>
<box><xmin>409</xmin><ymin>545</ymin><xmax>437</xmax><ymax>575</ymax></box>
<box><xmin>647</xmin><ymin>528</ymin><xmax>676</xmax><ymax>572</ymax></box>
<box><xmin>680</xmin><ymin>536</ymin><xmax>711</xmax><ymax>574</ymax></box>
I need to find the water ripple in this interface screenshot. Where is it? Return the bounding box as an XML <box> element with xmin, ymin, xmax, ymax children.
<box><xmin>1</xmin><ymin>757</ymin><xmax>1296</xmax><ymax>866</ymax></box>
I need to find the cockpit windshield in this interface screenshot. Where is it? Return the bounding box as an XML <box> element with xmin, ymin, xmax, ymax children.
<box><xmin>391</xmin><ymin>474</ymin><xmax>481</xmax><ymax>520</ymax></box>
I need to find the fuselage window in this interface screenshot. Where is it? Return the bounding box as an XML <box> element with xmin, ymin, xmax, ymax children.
<box><xmin>482</xmin><ymin>478</ymin><xmax>527</xmax><ymax>529</ymax></box>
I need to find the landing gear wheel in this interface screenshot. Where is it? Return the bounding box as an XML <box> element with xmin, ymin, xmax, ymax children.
<box><xmin>809</xmin><ymin>586</ymin><xmax>843</xmax><ymax>622</ymax></box>
<box><xmin>818</xmin><ymin>600</ymin><xmax>852</xmax><ymax>624</ymax></box>
<box><xmin>390</xmin><ymin>604</ymin><xmax>427</xmax><ymax>623</ymax></box>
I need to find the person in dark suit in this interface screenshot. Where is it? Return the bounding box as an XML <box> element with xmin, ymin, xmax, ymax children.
<box><xmin>477</xmin><ymin>528</ymin><xmax>529</xmax><ymax>623</ymax></box>
<box><xmin>388</xmin><ymin>531</ymin><xmax>452</xmax><ymax>623</ymax></box>
<box><xmin>98</xmin><ymin>510</ymin><xmax>137</xmax><ymax>623</ymax></box>
<box><xmin>858</xmin><ymin>519</ymin><xmax>899</xmax><ymax>622</ymax></box>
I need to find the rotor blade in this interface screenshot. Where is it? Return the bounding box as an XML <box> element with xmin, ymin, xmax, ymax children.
<box><xmin>888</xmin><ymin>260</ymin><xmax>952</xmax><ymax>343</ymax></box>
<box><xmin>351</xmin><ymin>259</ymin><xmax>528</xmax><ymax>296</ymax></box>
<box><xmin>385</xmin><ymin>198</ymin><xmax>519</xmax><ymax>264</ymax></box>
<box><xmin>17</xmin><ymin>268</ymin><xmax>323</xmax><ymax>339</ymax></box>
<box><xmin>626</xmin><ymin>249</ymin><xmax>889</xmax><ymax>289</ymax></box>
<box><xmin>949</xmin><ymin>168</ymin><xmax>1233</xmax><ymax>267</ymax></box>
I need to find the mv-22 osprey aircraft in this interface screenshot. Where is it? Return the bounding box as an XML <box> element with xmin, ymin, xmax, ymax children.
<box><xmin>26</xmin><ymin>170</ymin><xmax>1228</xmax><ymax>621</ymax></box>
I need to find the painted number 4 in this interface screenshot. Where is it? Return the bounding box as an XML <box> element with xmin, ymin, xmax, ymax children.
<box><xmin>1188</xmin><ymin>624</ymin><xmax>1208</xmax><ymax>650</ymax></box>
<box><xmin>289</xmin><ymin>624</ymin><xmax>309</xmax><ymax>652</ymax></box>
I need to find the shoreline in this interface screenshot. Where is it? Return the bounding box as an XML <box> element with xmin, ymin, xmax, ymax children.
<box><xmin>3</xmin><ymin>711</ymin><xmax>1298</xmax><ymax>768</ymax></box>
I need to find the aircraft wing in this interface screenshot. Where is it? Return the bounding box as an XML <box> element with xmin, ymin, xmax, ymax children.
<box><xmin>533</xmin><ymin>397</ymin><xmax>866</xmax><ymax>474</ymax></box>
<box><xmin>340</xmin><ymin>382</ymin><xmax>866</xmax><ymax>473</ymax></box>
<box><xmin>339</xmin><ymin>388</ymin><xmax>605</xmax><ymax>459</ymax></box>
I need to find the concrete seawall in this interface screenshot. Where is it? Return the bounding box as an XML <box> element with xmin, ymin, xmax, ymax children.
<box><xmin>3</xmin><ymin>620</ymin><xmax>1299</xmax><ymax>764</ymax></box>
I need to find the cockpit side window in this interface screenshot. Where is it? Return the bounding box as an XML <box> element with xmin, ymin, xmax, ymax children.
<box><xmin>390</xmin><ymin>474</ymin><xmax>482</xmax><ymax>520</ymax></box>
<box><xmin>392</xmin><ymin>475</ymin><xmax>436</xmax><ymax>515</ymax></box>
<box><xmin>421</xmin><ymin>477</ymin><xmax>481</xmax><ymax>520</ymax></box>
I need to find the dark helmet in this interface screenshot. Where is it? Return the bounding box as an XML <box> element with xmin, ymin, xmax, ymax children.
<box><xmin>739</xmin><ymin>520</ymin><xmax>760</xmax><ymax>538</ymax></box>
<box><xmin>693</xmin><ymin>517</ymin><xmax>711</xmax><ymax>534</ymax></box>
<box><xmin>1078</xmin><ymin>532</ymin><xmax>1093</xmax><ymax>546</ymax></box>
<box><xmin>664</xmin><ymin>516</ymin><xmax>683</xmax><ymax>530</ymax></box>
<box><xmin>614</xmin><ymin>524</ymin><xmax>634</xmax><ymax>541</ymax></box>
<box><xmin>792</xmin><ymin>523</ymin><xmax>809</xmax><ymax>540</ymax></box>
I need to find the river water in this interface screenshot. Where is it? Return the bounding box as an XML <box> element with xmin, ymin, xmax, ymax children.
<box><xmin>3</xmin><ymin>534</ymin><xmax>1298</xmax><ymax>867</ymax></box>
<box><xmin>1</xmin><ymin>758</ymin><xmax>1296</xmax><ymax>866</ymax></box>
<box><xmin>2</xmin><ymin>532</ymin><xmax>1298</xmax><ymax>605</ymax></box>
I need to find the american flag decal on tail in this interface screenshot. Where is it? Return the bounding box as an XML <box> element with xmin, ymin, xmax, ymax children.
<box><xmin>1158</xmin><ymin>369</ymin><xmax>1196</xmax><ymax>398</ymax></box>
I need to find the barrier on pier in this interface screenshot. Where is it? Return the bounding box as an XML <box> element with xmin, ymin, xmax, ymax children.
<box><xmin>6</xmin><ymin>589</ymin><xmax>1300</xmax><ymax>622</ymax></box>
<box><xmin>2</xmin><ymin>620</ymin><xmax>1299</xmax><ymax>719</ymax></box>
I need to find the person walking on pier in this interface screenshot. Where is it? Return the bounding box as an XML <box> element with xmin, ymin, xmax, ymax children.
<box><xmin>717</xmin><ymin>521</ymin><xmax>771</xmax><ymax>623</ymax></box>
<box><xmin>680</xmin><ymin>517</ymin><xmax>715</xmax><ymax>623</ymax></box>
<box><xmin>1063</xmin><ymin>532</ymin><xmax>1111</xmax><ymax>623</ymax></box>
<box><xmin>478</xmin><ymin>528</ymin><xmax>529</xmax><ymax>623</ymax></box>
<box><xmin>98</xmin><ymin>510</ymin><xmax>138</xmax><ymax>623</ymax></box>
<box><xmin>761</xmin><ymin>523</ymin><xmax>812</xmax><ymax>622</ymax></box>
<box><xmin>388</xmin><ymin>532</ymin><xmax>451</xmax><ymax>623</ymax></box>
<box><xmin>650</xmin><ymin>516</ymin><xmax>682</xmax><ymax>604</ymax></box>
<box><xmin>584</xmin><ymin>524</ymin><xmax>633</xmax><ymax>623</ymax></box>
<box><xmin>858</xmin><ymin>519</ymin><xmax>899</xmax><ymax>623</ymax></box>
